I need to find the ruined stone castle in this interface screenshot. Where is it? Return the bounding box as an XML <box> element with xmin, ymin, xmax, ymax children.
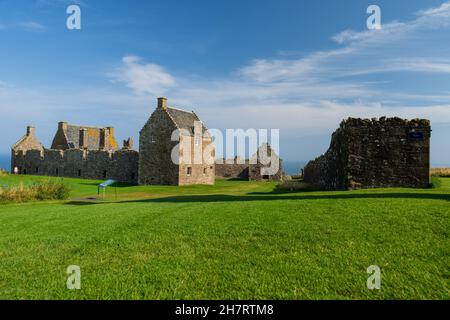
<box><xmin>304</xmin><ymin>117</ymin><xmax>431</xmax><ymax>190</ymax></box>
<box><xmin>11</xmin><ymin>98</ymin><xmax>215</xmax><ymax>186</ymax></box>
<box><xmin>11</xmin><ymin>99</ymin><xmax>431</xmax><ymax>189</ymax></box>
<box><xmin>215</xmin><ymin>143</ymin><xmax>284</xmax><ymax>181</ymax></box>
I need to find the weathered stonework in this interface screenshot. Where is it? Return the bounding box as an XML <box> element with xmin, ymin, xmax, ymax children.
<box><xmin>249</xmin><ymin>143</ymin><xmax>283</xmax><ymax>181</ymax></box>
<box><xmin>12</xmin><ymin>99</ymin><xmax>283</xmax><ymax>186</ymax></box>
<box><xmin>215</xmin><ymin>145</ymin><xmax>284</xmax><ymax>181</ymax></box>
<box><xmin>51</xmin><ymin>122</ymin><xmax>118</xmax><ymax>151</ymax></box>
<box><xmin>12</xmin><ymin>125</ymin><xmax>138</xmax><ymax>183</ymax></box>
<box><xmin>215</xmin><ymin>157</ymin><xmax>249</xmax><ymax>179</ymax></box>
<box><xmin>139</xmin><ymin>98</ymin><xmax>215</xmax><ymax>186</ymax></box>
<box><xmin>11</xmin><ymin>126</ymin><xmax>44</xmax><ymax>153</ymax></box>
<box><xmin>11</xmin><ymin>98</ymin><xmax>215</xmax><ymax>186</ymax></box>
<box><xmin>304</xmin><ymin>117</ymin><xmax>431</xmax><ymax>190</ymax></box>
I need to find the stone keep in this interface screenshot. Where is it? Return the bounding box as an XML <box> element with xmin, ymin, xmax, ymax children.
<box><xmin>139</xmin><ymin>98</ymin><xmax>215</xmax><ymax>186</ymax></box>
<box><xmin>303</xmin><ymin>117</ymin><xmax>431</xmax><ymax>190</ymax></box>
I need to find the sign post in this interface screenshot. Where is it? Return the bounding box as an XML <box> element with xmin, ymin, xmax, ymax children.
<box><xmin>98</xmin><ymin>180</ymin><xmax>117</xmax><ymax>200</ymax></box>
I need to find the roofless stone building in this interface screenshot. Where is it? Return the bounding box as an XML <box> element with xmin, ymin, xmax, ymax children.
<box><xmin>304</xmin><ymin>117</ymin><xmax>431</xmax><ymax>190</ymax></box>
<box><xmin>215</xmin><ymin>144</ymin><xmax>284</xmax><ymax>181</ymax></box>
<box><xmin>51</xmin><ymin>122</ymin><xmax>118</xmax><ymax>151</ymax></box>
<box><xmin>11</xmin><ymin>98</ymin><xmax>215</xmax><ymax>186</ymax></box>
<box><xmin>12</xmin><ymin>123</ymin><xmax>138</xmax><ymax>182</ymax></box>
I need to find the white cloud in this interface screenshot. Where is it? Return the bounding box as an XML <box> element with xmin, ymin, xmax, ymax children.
<box><xmin>2</xmin><ymin>1</ymin><xmax>450</xmax><ymax>164</ymax></box>
<box><xmin>331</xmin><ymin>22</ymin><xmax>414</xmax><ymax>45</ymax></box>
<box><xmin>109</xmin><ymin>56</ymin><xmax>176</xmax><ymax>95</ymax></box>
<box><xmin>386</xmin><ymin>58</ymin><xmax>450</xmax><ymax>74</ymax></box>
<box><xmin>239</xmin><ymin>47</ymin><xmax>355</xmax><ymax>83</ymax></box>
<box><xmin>103</xmin><ymin>0</ymin><xmax>450</xmax><ymax>131</ymax></box>
<box><xmin>185</xmin><ymin>99</ymin><xmax>450</xmax><ymax>136</ymax></box>
<box><xmin>419</xmin><ymin>2</ymin><xmax>450</xmax><ymax>17</ymax></box>
<box><xmin>333</xmin><ymin>1</ymin><xmax>450</xmax><ymax>46</ymax></box>
<box><xmin>17</xmin><ymin>21</ymin><xmax>46</xmax><ymax>32</ymax></box>
<box><xmin>232</xmin><ymin>1</ymin><xmax>450</xmax><ymax>102</ymax></box>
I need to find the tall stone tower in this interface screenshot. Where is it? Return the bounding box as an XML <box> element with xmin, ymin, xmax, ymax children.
<box><xmin>139</xmin><ymin>97</ymin><xmax>215</xmax><ymax>186</ymax></box>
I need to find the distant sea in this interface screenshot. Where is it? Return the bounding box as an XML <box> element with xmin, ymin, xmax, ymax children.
<box><xmin>283</xmin><ymin>161</ymin><xmax>308</xmax><ymax>176</ymax></box>
<box><xmin>0</xmin><ymin>154</ymin><xmax>10</xmax><ymax>171</ymax></box>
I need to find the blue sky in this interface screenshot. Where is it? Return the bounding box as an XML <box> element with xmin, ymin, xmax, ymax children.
<box><xmin>1</xmin><ymin>0</ymin><xmax>449</xmax><ymax>166</ymax></box>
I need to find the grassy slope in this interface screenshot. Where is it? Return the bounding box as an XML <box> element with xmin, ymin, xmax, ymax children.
<box><xmin>0</xmin><ymin>175</ymin><xmax>448</xmax><ymax>299</ymax></box>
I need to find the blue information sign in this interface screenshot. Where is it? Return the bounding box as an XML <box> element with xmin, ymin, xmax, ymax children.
<box><xmin>408</xmin><ymin>132</ymin><xmax>424</xmax><ymax>140</ymax></box>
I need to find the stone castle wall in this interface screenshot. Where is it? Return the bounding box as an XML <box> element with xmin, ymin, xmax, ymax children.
<box><xmin>304</xmin><ymin>117</ymin><xmax>431</xmax><ymax>190</ymax></box>
<box><xmin>215</xmin><ymin>154</ymin><xmax>284</xmax><ymax>181</ymax></box>
<box><xmin>12</xmin><ymin>148</ymin><xmax>139</xmax><ymax>183</ymax></box>
<box><xmin>249</xmin><ymin>159</ymin><xmax>284</xmax><ymax>181</ymax></box>
<box><xmin>215</xmin><ymin>158</ymin><xmax>249</xmax><ymax>179</ymax></box>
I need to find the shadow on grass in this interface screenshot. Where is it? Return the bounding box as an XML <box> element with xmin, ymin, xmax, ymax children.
<box><xmin>65</xmin><ymin>191</ymin><xmax>450</xmax><ymax>206</ymax></box>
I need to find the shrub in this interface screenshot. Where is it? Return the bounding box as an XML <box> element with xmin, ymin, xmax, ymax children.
<box><xmin>431</xmin><ymin>168</ymin><xmax>450</xmax><ymax>177</ymax></box>
<box><xmin>0</xmin><ymin>169</ymin><xmax>7</xmax><ymax>177</ymax></box>
<box><xmin>0</xmin><ymin>183</ymin><xmax>35</xmax><ymax>202</ymax></box>
<box><xmin>0</xmin><ymin>181</ymin><xmax>71</xmax><ymax>203</ymax></box>
<box><xmin>35</xmin><ymin>182</ymin><xmax>71</xmax><ymax>200</ymax></box>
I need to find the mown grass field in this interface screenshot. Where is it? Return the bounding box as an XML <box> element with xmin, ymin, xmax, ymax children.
<box><xmin>0</xmin><ymin>175</ymin><xmax>448</xmax><ymax>300</ymax></box>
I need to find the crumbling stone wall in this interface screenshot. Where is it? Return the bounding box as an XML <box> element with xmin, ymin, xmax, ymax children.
<box><xmin>51</xmin><ymin>122</ymin><xmax>118</xmax><ymax>151</ymax></box>
<box><xmin>12</xmin><ymin>148</ymin><xmax>139</xmax><ymax>183</ymax></box>
<box><xmin>215</xmin><ymin>158</ymin><xmax>249</xmax><ymax>179</ymax></box>
<box><xmin>249</xmin><ymin>143</ymin><xmax>284</xmax><ymax>181</ymax></box>
<box><xmin>304</xmin><ymin>117</ymin><xmax>431</xmax><ymax>190</ymax></box>
<box><xmin>215</xmin><ymin>144</ymin><xmax>284</xmax><ymax>182</ymax></box>
<box><xmin>249</xmin><ymin>159</ymin><xmax>284</xmax><ymax>181</ymax></box>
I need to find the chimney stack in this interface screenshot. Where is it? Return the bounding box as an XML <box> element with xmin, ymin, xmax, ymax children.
<box><xmin>58</xmin><ymin>122</ymin><xmax>68</xmax><ymax>131</ymax></box>
<box><xmin>123</xmin><ymin>138</ymin><xmax>134</xmax><ymax>150</ymax></box>
<box><xmin>26</xmin><ymin>126</ymin><xmax>35</xmax><ymax>136</ymax></box>
<box><xmin>79</xmin><ymin>128</ymin><xmax>88</xmax><ymax>149</ymax></box>
<box><xmin>99</xmin><ymin>128</ymin><xmax>106</xmax><ymax>149</ymax></box>
<box><xmin>158</xmin><ymin>97</ymin><xmax>168</xmax><ymax>110</ymax></box>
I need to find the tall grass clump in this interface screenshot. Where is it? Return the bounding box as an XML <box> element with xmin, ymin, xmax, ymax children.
<box><xmin>0</xmin><ymin>181</ymin><xmax>70</xmax><ymax>203</ymax></box>
<box><xmin>34</xmin><ymin>181</ymin><xmax>71</xmax><ymax>200</ymax></box>
<box><xmin>431</xmin><ymin>168</ymin><xmax>450</xmax><ymax>177</ymax></box>
<box><xmin>0</xmin><ymin>169</ymin><xmax>7</xmax><ymax>177</ymax></box>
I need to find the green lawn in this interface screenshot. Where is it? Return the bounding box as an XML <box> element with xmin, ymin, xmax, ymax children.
<box><xmin>0</xmin><ymin>175</ymin><xmax>448</xmax><ymax>299</ymax></box>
